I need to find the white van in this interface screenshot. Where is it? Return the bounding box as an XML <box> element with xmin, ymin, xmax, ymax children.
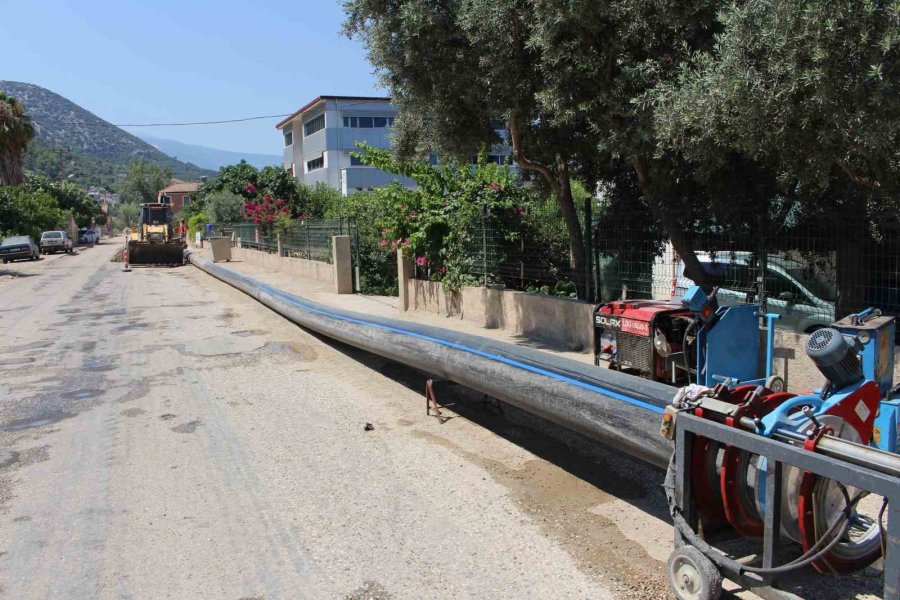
<box><xmin>673</xmin><ymin>252</ymin><xmax>835</xmax><ymax>333</ymax></box>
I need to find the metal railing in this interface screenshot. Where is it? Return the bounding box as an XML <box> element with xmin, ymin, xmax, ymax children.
<box><xmin>225</xmin><ymin>220</ymin><xmax>358</xmax><ymax>266</ymax></box>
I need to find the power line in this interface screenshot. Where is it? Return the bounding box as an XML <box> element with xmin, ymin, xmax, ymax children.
<box><xmin>113</xmin><ymin>113</ymin><xmax>293</xmax><ymax>127</ymax></box>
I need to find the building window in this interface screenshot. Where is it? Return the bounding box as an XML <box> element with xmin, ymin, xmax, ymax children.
<box><xmin>342</xmin><ymin>116</ymin><xmax>395</xmax><ymax>128</ymax></box>
<box><xmin>160</xmin><ymin>195</ymin><xmax>170</xmax><ymax>205</ymax></box>
<box><xmin>183</xmin><ymin>195</ymin><xmax>191</xmax><ymax>207</ymax></box>
<box><xmin>307</xmin><ymin>155</ymin><xmax>324</xmax><ymax>172</ymax></box>
<box><xmin>303</xmin><ymin>114</ymin><xmax>325</xmax><ymax>137</ymax></box>
<box><xmin>283</xmin><ymin>129</ymin><xmax>293</xmax><ymax>147</ymax></box>
<box><xmin>350</xmin><ymin>155</ymin><xmax>364</xmax><ymax>166</ymax></box>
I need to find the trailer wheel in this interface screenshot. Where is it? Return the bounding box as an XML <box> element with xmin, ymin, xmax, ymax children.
<box><xmin>764</xmin><ymin>375</ymin><xmax>786</xmax><ymax>393</ymax></box>
<box><xmin>667</xmin><ymin>546</ymin><xmax>722</xmax><ymax>600</ymax></box>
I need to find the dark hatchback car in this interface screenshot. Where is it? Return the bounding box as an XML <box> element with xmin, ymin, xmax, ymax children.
<box><xmin>0</xmin><ymin>236</ymin><xmax>40</xmax><ymax>263</ymax></box>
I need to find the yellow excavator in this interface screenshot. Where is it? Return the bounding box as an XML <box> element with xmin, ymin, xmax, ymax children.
<box><xmin>127</xmin><ymin>203</ymin><xmax>184</xmax><ymax>266</ymax></box>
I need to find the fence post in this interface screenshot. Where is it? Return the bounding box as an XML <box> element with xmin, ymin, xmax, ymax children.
<box><xmin>305</xmin><ymin>223</ymin><xmax>310</xmax><ymax>260</ymax></box>
<box><xmin>757</xmin><ymin>212</ymin><xmax>767</xmax><ymax>321</ymax></box>
<box><xmin>583</xmin><ymin>195</ymin><xmax>593</xmax><ymax>302</ymax></box>
<box><xmin>277</xmin><ymin>232</ymin><xmax>283</xmax><ymax>257</ymax></box>
<box><xmin>482</xmin><ymin>205</ymin><xmax>488</xmax><ymax>287</ymax></box>
<box><xmin>352</xmin><ymin>218</ymin><xmax>360</xmax><ymax>293</ymax></box>
<box><xmin>332</xmin><ymin>235</ymin><xmax>353</xmax><ymax>294</ymax></box>
<box><xmin>397</xmin><ymin>248</ymin><xmax>414</xmax><ymax>311</ymax></box>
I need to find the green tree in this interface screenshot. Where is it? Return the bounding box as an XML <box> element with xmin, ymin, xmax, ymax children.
<box><xmin>23</xmin><ymin>175</ymin><xmax>104</xmax><ymax>227</ymax></box>
<box><xmin>204</xmin><ymin>190</ymin><xmax>245</xmax><ymax>224</ymax></box>
<box><xmin>653</xmin><ymin>0</ymin><xmax>900</xmax><ymax>195</ymax></box>
<box><xmin>343</xmin><ymin>0</ymin><xmax>603</xmax><ymax>296</ymax></box>
<box><xmin>121</xmin><ymin>159</ymin><xmax>171</xmax><ymax>205</ymax></box>
<box><xmin>652</xmin><ymin>0</ymin><xmax>900</xmax><ymax>313</ymax></box>
<box><xmin>0</xmin><ymin>185</ymin><xmax>66</xmax><ymax>239</ymax></box>
<box><xmin>115</xmin><ymin>202</ymin><xmax>139</xmax><ymax>228</ymax></box>
<box><xmin>0</xmin><ymin>92</ymin><xmax>36</xmax><ymax>186</ymax></box>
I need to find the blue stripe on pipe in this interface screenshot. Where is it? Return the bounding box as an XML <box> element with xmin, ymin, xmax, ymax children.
<box><xmin>256</xmin><ymin>284</ymin><xmax>665</xmax><ymax>415</ymax></box>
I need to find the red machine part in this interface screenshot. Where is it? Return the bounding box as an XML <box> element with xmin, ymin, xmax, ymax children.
<box><xmin>796</xmin><ymin>381</ymin><xmax>883</xmax><ymax>575</ymax></box>
<box><xmin>594</xmin><ymin>300</ymin><xmax>693</xmax><ymax>381</ymax></box>
<box><xmin>689</xmin><ymin>385</ymin><xmax>773</xmax><ymax>530</ymax></box>
<box><xmin>718</xmin><ymin>391</ymin><xmax>797</xmax><ymax>538</ymax></box>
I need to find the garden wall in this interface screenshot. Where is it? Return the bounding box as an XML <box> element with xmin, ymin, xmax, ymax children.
<box><xmin>231</xmin><ymin>246</ymin><xmax>335</xmax><ymax>287</ymax></box>
<box><xmin>407</xmin><ymin>278</ymin><xmax>595</xmax><ymax>352</ymax></box>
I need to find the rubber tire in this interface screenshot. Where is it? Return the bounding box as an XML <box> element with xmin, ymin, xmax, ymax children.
<box><xmin>30</xmin><ymin>252</ymin><xmax>36</xmax><ymax>261</ymax></box>
<box><xmin>667</xmin><ymin>545</ymin><xmax>723</xmax><ymax>600</ymax></box>
<box><xmin>765</xmin><ymin>375</ymin><xmax>786</xmax><ymax>393</ymax></box>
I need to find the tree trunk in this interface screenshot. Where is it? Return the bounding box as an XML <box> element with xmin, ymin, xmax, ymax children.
<box><xmin>507</xmin><ymin>114</ymin><xmax>588</xmax><ymax>298</ymax></box>
<box><xmin>632</xmin><ymin>157</ymin><xmax>707</xmax><ymax>287</ymax></box>
<box><xmin>0</xmin><ymin>147</ymin><xmax>25</xmax><ymax>187</ymax></box>
<box><xmin>556</xmin><ymin>172</ymin><xmax>587</xmax><ymax>299</ymax></box>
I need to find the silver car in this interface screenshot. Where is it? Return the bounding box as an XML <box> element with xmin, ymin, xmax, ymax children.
<box><xmin>40</xmin><ymin>230</ymin><xmax>73</xmax><ymax>254</ymax></box>
<box><xmin>674</xmin><ymin>252</ymin><xmax>835</xmax><ymax>333</ymax></box>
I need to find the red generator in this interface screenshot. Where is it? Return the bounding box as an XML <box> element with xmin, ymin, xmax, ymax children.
<box><xmin>593</xmin><ymin>300</ymin><xmax>695</xmax><ymax>382</ymax></box>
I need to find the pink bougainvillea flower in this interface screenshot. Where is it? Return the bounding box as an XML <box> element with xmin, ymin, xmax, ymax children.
<box><xmin>415</xmin><ymin>256</ymin><xmax>428</xmax><ymax>267</ymax></box>
<box><xmin>489</xmin><ymin>182</ymin><xmax>501</xmax><ymax>191</ymax></box>
<box><xmin>379</xmin><ymin>239</ymin><xmax>388</xmax><ymax>248</ymax></box>
<box><xmin>391</xmin><ymin>240</ymin><xmax>399</xmax><ymax>249</ymax></box>
<box><xmin>401</xmin><ymin>239</ymin><xmax>410</xmax><ymax>248</ymax></box>
<box><xmin>245</xmin><ymin>184</ymin><xmax>257</xmax><ymax>193</ymax></box>
<box><xmin>514</xmin><ymin>206</ymin><xmax>525</xmax><ymax>217</ymax></box>
<box><xmin>408</xmin><ymin>210</ymin><xmax>417</xmax><ymax>218</ymax></box>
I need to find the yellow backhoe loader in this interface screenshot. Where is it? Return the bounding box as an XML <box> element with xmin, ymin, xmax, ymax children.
<box><xmin>126</xmin><ymin>203</ymin><xmax>184</xmax><ymax>266</ymax></box>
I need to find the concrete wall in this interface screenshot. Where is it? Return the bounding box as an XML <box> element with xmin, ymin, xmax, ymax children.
<box><xmin>409</xmin><ymin>279</ymin><xmax>594</xmax><ymax>352</ymax></box>
<box><xmin>231</xmin><ymin>246</ymin><xmax>334</xmax><ymax>288</ymax></box>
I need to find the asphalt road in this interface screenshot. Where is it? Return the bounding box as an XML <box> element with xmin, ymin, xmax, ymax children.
<box><xmin>0</xmin><ymin>240</ymin><xmax>663</xmax><ymax>599</ymax></box>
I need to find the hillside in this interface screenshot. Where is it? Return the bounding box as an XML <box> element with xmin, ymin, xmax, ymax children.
<box><xmin>0</xmin><ymin>81</ymin><xmax>215</xmax><ymax>184</ymax></box>
<box><xmin>136</xmin><ymin>133</ymin><xmax>281</xmax><ymax>170</ymax></box>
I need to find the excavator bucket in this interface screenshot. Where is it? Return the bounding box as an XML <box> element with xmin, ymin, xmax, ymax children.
<box><xmin>127</xmin><ymin>240</ymin><xmax>184</xmax><ymax>266</ymax></box>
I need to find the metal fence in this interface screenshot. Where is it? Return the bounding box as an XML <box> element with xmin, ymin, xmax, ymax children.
<box><xmin>593</xmin><ymin>200</ymin><xmax>900</xmax><ymax>334</ymax></box>
<box><xmin>415</xmin><ymin>196</ymin><xmax>900</xmax><ymax>334</ymax></box>
<box><xmin>224</xmin><ymin>220</ymin><xmax>358</xmax><ymax>264</ymax></box>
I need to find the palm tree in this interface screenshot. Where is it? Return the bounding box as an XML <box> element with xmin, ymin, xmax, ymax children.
<box><xmin>0</xmin><ymin>92</ymin><xmax>35</xmax><ymax>186</ymax></box>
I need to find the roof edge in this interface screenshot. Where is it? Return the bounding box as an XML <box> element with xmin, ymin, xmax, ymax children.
<box><xmin>275</xmin><ymin>96</ymin><xmax>392</xmax><ymax>129</ymax></box>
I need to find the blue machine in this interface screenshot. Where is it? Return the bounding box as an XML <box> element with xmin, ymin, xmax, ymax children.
<box><xmin>684</xmin><ymin>284</ymin><xmax>900</xmax><ymax>454</ymax></box>
<box><xmin>682</xmin><ymin>285</ymin><xmax>773</xmax><ymax>389</ymax></box>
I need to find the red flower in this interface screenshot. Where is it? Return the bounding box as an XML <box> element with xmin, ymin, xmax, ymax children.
<box><xmin>415</xmin><ymin>256</ymin><xmax>428</xmax><ymax>267</ymax></box>
<box><xmin>246</xmin><ymin>184</ymin><xmax>257</xmax><ymax>193</ymax></box>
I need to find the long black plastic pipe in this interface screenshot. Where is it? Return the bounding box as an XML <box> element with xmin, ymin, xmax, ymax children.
<box><xmin>190</xmin><ymin>254</ymin><xmax>675</xmax><ymax>468</ymax></box>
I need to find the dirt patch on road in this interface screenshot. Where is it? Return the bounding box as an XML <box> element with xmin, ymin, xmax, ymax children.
<box><xmin>344</xmin><ymin>581</ymin><xmax>392</xmax><ymax>600</ymax></box>
<box><xmin>411</xmin><ymin>428</ymin><xmax>670</xmax><ymax>599</ymax></box>
<box><xmin>171</xmin><ymin>419</ymin><xmax>201</xmax><ymax>433</ymax></box>
<box><xmin>261</xmin><ymin>341</ymin><xmax>317</xmax><ymax>362</ymax></box>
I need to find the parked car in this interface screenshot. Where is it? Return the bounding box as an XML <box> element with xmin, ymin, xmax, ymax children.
<box><xmin>78</xmin><ymin>229</ymin><xmax>98</xmax><ymax>245</ymax></box>
<box><xmin>674</xmin><ymin>252</ymin><xmax>836</xmax><ymax>333</ymax></box>
<box><xmin>0</xmin><ymin>236</ymin><xmax>40</xmax><ymax>263</ymax></box>
<box><xmin>40</xmin><ymin>230</ymin><xmax>73</xmax><ymax>254</ymax></box>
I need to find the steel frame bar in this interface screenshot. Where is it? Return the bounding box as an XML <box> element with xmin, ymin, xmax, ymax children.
<box><xmin>676</xmin><ymin>412</ymin><xmax>900</xmax><ymax>600</ymax></box>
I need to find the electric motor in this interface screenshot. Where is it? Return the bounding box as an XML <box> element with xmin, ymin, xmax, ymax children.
<box><xmin>805</xmin><ymin>327</ymin><xmax>862</xmax><ymax>389</ymax></box>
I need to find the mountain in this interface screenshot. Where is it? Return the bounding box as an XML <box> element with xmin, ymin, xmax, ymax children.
<box><xmin>135</xmin><ymin>134</ymin><xmax>281</xmax><ymax>171</ymax></box>
<box><xmin>0</xmin><ymin>81</ymin><xmax>216</xmax><ymax>184</ymax></box>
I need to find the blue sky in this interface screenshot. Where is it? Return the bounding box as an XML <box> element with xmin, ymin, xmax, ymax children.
<box><xmin>0</xmin><ymin>0</ymin><xmax>381</xmax><ymax>154</ymax></box>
